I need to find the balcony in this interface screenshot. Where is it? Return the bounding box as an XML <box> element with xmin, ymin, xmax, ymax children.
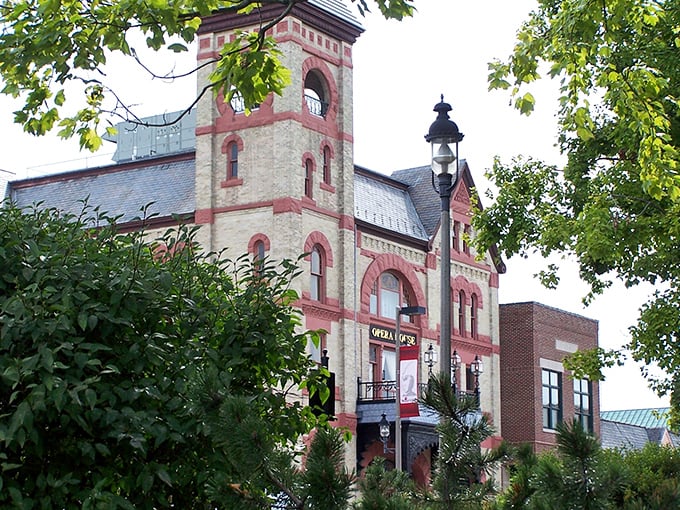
<box><xmin>357</xmin><ymin>377</ymin><xmax>476</xmax><ymax>402</ymax></box>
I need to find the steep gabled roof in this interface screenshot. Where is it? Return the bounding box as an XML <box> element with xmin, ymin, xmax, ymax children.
<box><xmin>390</xmin><ymin>162</ymin><xmax>506</xmax><ymax>273</ymax></box>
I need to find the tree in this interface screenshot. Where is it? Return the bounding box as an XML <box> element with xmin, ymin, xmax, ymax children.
<box><xmin>0</xmin><ymin>0</ymin><xmax>415</xmax><ymax>150</ymax></box>
<box><xmin>493</xmin><ymin>423</ymin><xmax>680</xmax><ymax>510</ymax></box>
<box><xmin>353</xmin><ymin>457</ymin><xmax>415</xmax><ymax>510</ymax></box>
<box><xmin>493</xmin><ymin>420</ymin><xmax>624</xmax><ymax>510</ymax></box>
<box><xmin>0</xmin><ymin>202</ymin><xmax>332</xmax><ymax>508</ymax></box>
<box><xmin>475</xmin><ymin>0</ymin><xmax>680</xmax><ymax>416</ymax></box>
<box><xmin>419</xmin><ymin>374</ymin><xmax>507</xmax><ymax>509</ymax></box>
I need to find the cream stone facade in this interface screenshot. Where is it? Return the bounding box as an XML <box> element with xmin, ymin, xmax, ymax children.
<box><xmin>6</xmin><ymin>0</ymin><xmax>512</xmax><ymax>483</ymax></box>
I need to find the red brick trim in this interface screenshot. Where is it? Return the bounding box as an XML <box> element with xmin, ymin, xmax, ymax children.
<box><xmin>248</xmin><ymin>233</ymin><xmax>271</xmax><ymax>254</ymax></box>
<box><xmin>359</xmin><ymin>253</ymin><xmax>427</xmax><ymax>326</ymax></box>
<box><xmin>303</xmin><ymin>231</ymin><xmax>334</xmax><ymax>267</ymax></box>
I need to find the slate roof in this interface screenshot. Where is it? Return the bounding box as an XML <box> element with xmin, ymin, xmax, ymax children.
<box><xmin>390</xmin><ymin>165</ymin><xmax>441</xmax><ymax>237</ymax></box>
<box><xmin>600</xmin><ymin>408</ymin><xmax>670</xmax><ymax>429</ymax></box>
<box><xmin>308</xmin><ymin>0</ymin><xmax>363</xmax><ymax>29</ymax></box>
<box><xmin>354</xmin><ymin>168</ymin><xmax>430</xmax><ymax>242</ymax></box>
<box><xmin>600</xmin><ymin>420</ymin><xmax>652</xmax><ymax>450</ymax></box>
<box><xmin>8</xmin><ymin>153</ymin><xmax>195</xmax><ymax>224</ymax></box>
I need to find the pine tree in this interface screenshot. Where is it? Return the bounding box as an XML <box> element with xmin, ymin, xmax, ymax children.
<box><xmin>419</xmin><ymin>374</ymin><xmax>507</xmax><ymax>509</ymax></box>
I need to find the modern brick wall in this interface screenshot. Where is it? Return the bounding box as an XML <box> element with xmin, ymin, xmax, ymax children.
<box><xmin>500</xmin><ymin>302</ymin><xmax>600</xmax><ymax>452</ymax></box>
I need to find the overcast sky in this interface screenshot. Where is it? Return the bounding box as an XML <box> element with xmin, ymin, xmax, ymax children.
<box><xmin>0</xmin><ymin>0</ymin><xmax>669</xmax><ymax>411</ymax></box>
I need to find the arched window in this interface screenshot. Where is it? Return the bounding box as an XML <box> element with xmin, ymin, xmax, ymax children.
<box><xmin>322</xmin><ymin>145</ymin><xmax>331</xmax><ymax>185</ymax></box>
<box><xmin>304</xmin><ymin>159</ymin><xmax>314</xmax><ymax>198</ymax></box>
<box><xmin>369</xmin><ymin>272</ymin><xmax>413</xmax><ymax>323</ymax></box>
<box><xmin>254</xmin><ymin>240</ymin><xmax>265</xmax><ymax>262</ymax></box>
<box><xmin>458</xmin><ymin>290</ymin><xmax>466</xmax><ymax>337</ymax></box>
<box><xmin>310</xmin><ymin>245</ymin><xmax>325</xmax><ymax>302</ymax></box>
<box><xmin>470</xmin><ymin>293</ymin><xmax>478</xmax><ymax>339</ymax></box>
<box><xmin>304</xmin><ymin>71</ymin><xmax>329</xmax><ymax>118</ymax></box>
<box><xmin>227</xmin><ymin>141</ymin><xmax>238</xmax><ymax>179</ymax></box>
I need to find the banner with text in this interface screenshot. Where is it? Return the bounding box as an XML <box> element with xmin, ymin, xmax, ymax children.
<box><xmin>399</xmin><ymin>344</ymin><xmax>420</xmax><ymax>418</ymax></box>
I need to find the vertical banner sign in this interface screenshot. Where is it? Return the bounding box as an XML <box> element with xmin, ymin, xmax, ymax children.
<box><xmin>399</xmin><ymin>344</ymin><xmax>420</xmax><ymax>418</ymax></box>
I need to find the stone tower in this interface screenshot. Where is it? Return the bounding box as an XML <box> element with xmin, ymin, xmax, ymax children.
<box><xmin>193</xmin><ymin>0</ymin><xmax>364</xmax><ymax>457</ymax></box>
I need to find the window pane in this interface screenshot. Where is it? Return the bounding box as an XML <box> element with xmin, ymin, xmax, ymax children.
<box><xmin>542</xmin><ymin>386</ymin><xmax>550</xmax><ymax>405</ymax></box>
<box><xmin>381</xmin><ymin>273</ymin><xmax>399</xmax><ymax>291</ymax></box>
<box><xmin>542</xmin><ymin>370</ymin><xmax>550</xmax><ymax>385</ymax></box>
<box><xmin>380</xmin><ymin>288</ymin><xmax>399</xmax><ymax>319</ymax></box>
<box><xmin>582</xmin><ymin>395</ymin><xmax>590</xmax><ymax>411</ymax></box>
<box><xmin>551</xmin><ymin>388</ymin><xmax>559</xmax><ymax>404</ymax></box>
<box><xmin>369</xmin><ymin>294</ymin><xmax>377</xmax><ymax>315</ymax></box>
<box><xmin>382</xmin><ymin>350</ymin><xmax>395</xmax><ymax>381</ymax></box>
<box><xmin>311</xmin><ymin>249</ymin><xmax>320</xmax><ymax>272</ymax></box>
<box><xmin>311</xmin><ymin>276</ymin><xmax>319</xmax><ymax>301</ymax></box>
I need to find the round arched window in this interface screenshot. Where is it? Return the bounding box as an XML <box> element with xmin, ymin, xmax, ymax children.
<box><xmin>304</xmin><ymin>71</ymin><xmax>329</xmax><ymax>118</ymax></box>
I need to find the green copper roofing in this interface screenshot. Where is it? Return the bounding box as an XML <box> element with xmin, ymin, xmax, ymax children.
<box><xmin>601</xmin><ymin>408</ymin><xmax>670</xmax><ymax>429</ymax></box>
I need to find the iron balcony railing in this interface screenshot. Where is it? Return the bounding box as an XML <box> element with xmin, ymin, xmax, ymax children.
<box><xmin>304</xmin><ymin>94</ymin><xmax>329</xmax><ymax>118</ymax></box>
<box><xmin>357</xmin><ymin>377</ymin><xmax>476</xmax><ymax>403</ymax></box>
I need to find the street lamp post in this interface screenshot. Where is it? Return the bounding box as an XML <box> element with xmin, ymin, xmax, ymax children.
<box><xmin>425</xmin><ymin>96</ymin><xmax>464</xmax><ymax>383</ymax></box>
<box><xmin>394</xmin><ymin>305</ymin><xmax>426</xmax><ymax>471</ymax></box>
<box><xmin>424</xmin><ymin>344</ymin><xmax>435</xmax><ymax>377</ymax></box>
<box><xmin>471</xmin><ymin>354</ymin><xmax>484</xmax><ymax>406</ymax></box>
<box><xmin>452</xmin><ymin>349</ymin><xmax>461</xmax><ymax>395</ymax></box>
<box><xmin>379</xmin><ymin>413</ymin><xmax>391</xmax><ymax>454</ymax></box>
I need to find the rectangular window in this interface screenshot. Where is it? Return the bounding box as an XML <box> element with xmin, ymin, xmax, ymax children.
<box><xmin>574</xmin><ymin>378</ymin><xmax>593</xmax><ymax>433</ymax></box>
<box><xmin>542</xmin><ymin>369</ymin><xmax>562</xmax><ymax>430</ymax></box>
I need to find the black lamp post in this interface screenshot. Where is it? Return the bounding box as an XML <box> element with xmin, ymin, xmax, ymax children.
<box><xmin>471</xmin><ymin>354</ymin><xmax>484</xmax><ymax>405</ymax></box>
<box><xmin>424</xmin><ymin>344</ymin><xmax>435</xmax><ymax>377</ymax></box>
<box><xmin>425</xmin><ymin>96</ymin><xmax>464</xmax><ymax>385</ymax></box>
<box><xmin>379</xmin><ymin>413</ymin><xmax>391</xmax><ymax>454</ymax></box>
<box><xmin>452</xmin><ymin>349</ymin><xmax>461</xmax><ymax>395</ymax></box>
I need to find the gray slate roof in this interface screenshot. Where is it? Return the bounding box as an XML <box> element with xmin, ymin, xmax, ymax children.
<box><xmin>8</xmin><ymin>155</ymin><xmax>195</xmax><ymax>223</ymax></box>
<box><xmin>391</xmin><ymin>165</ymin><xmax>441</xmax><ymax>237</ymax></box>
<box><xmin>354</xmin><ymin>169</ymin><xmax>429</xmax><ymax>242</ymax></box>
<box><xmin>309</xmin><ymin>0</ymin><xmax>363</xmax><ymax>29</ymax></box>
<box><xmin>600</xmin><ymin>420</ymin><xmax>652</xmax><ymax>450</ymax></box>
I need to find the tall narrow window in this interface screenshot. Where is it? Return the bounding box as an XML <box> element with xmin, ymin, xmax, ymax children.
<box><xmin>542</xmin><ymin>369</ymin><xmax>562</xmax><ymax>430</ymax></box>
<box><xmin>453</xmin><ymin>221</ymin><xmax>460</xmax><ymax>252</ymax></box>
<box><xmin>322</xmin><ymin>146</ymin><xmax>331</xmax><ymax>185</ymax></box>
<box><xmin>458</xmin><ymin>290</ymin><xmax>466</xmax><ymax>337</ymax></box>
<box><xmin>462</xmin><ymin>224</ymin><xmax>471</xmax><ymax>255</ymax></box>
<box><xmin>309</xmin><ymin>333</ymin><xmax>327</xmax><ymax>363</ymax></box>
<box><xmin>574</xmin><ymin>378</ymin><xmax>593</xmax><ymax>432</ymax></box>
<box><xmin>310</xmin><ymin>245</ymin><xmax>325</xmax><ymax>302</ymax></box>
<box><xmin>227</xmin><ymin>141</ymin><xmax>238</xmax><ymax>179</ymax></box>
<box><xmin>379</xmin><ymin>273</ymin><xmax>400</xmax><ymax>319</ymax></box>
<box><xmin>470</xmin><ymin>294</ymin><xmax>478</xmax><ymax>339</ymax></box>
<box><xmin>304</xmin><ymin>159</ymin><xmax>313</xmax><ymax>199</ymax></box>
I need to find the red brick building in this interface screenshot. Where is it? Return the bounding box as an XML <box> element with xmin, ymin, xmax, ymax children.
<box><xmin>499</xmin><ymin>302</ymin><xmax>600</xmax><ymax>452</ymax></box>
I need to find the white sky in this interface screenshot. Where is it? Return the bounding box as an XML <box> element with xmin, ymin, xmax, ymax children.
<box><xmin>0</xmin><ymin>0</ymin><xmax>669</xmax><ymax>411</ymax></box>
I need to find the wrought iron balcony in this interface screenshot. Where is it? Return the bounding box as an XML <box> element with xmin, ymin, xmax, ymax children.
<box><xmin>304</xmin><ymin>94</ymin><xmax>328</xmax><ymax>118</ymax></box>
<box><xmin>357</xmin><ymin>377</ymin><xmax>476</xmax><ymax>403</ymax></box>
<box><xmin>357</xmin><ymin>378</ymin><xmax>396</xmax><ymax>401</ymax></box>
